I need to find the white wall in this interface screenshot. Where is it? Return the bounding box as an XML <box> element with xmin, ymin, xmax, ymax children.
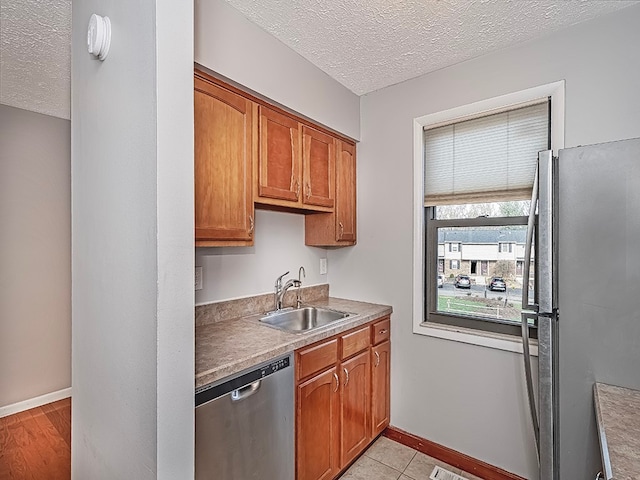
<box><xmin>194</xmin><ymin>0</ymin><xmax>360</xmax><ymax>304</ymax></box>
<box><xmin>0</xmin><ymin>105</ymin><xmax>70</xmax><ymax>409</ymax></box>
<box><xmin>196</xmin><ymin>210</ymin><xmax>328</xmax><ymax>305</ymax></box>
<box><xmin>328</xmin><ymin>6</ymin><xmax>640</xmax><ymax>479</ymax></box>
<box><xmin>71</xmin><ymin>0</ymin><xmax>193</xmax><ymax>477</ymax></box>
<box><xmin>194</xmin><ymin>0</ymin><xmax>360</xmax><ymax>141</ymax></box>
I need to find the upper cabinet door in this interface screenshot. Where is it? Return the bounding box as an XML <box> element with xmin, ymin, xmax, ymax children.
<box><xmin>302</xmin><ymin>126</ymin><xmax>335</xmax><ymax>209</ymax></box>
<box><xmin>257</xmin><ymin>106</ymin><xmax>300</xmax><ymax>203</ymax></box>
<box><xmin>335</xmin><ymin>141</ymin><xmax>356</xmax><ymax>242</ymax></box>
<box><xmin>194</xmin><ymin>76</ymin><xmax>255</xmax><ymax>245</ymax></box>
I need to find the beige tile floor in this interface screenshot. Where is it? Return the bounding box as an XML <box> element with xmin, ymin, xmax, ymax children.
<box><xmin>338</xmin><ymin>436</ymin><xmax>484</xmax><ymax>480</ymax></box>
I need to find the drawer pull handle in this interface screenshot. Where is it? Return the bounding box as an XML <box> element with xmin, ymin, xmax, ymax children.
<box><xmin>379</xmin><ymin>329</ymin><xmax>388</xmax><ymax>335</ymax></box>
<box><xmin>248</xmin><ymin>216</ymin><xmax>254</xmax><ymax>235</ymax></box>
<box><xmin>374</xmin><ymin>351</ymin><xmax>380</xmax><ymax>367</ymax></box>
<box><xmin>333</xmin><ymin>372</ymin><xmax>339</xmax><ymax>392</ymax></box>
<box><xmin>343</xmin><ymin>368</ymin><xmax>349</xmax><ymax>386</ymax></box>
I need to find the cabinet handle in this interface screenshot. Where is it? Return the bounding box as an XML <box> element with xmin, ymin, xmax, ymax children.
<box><xmin>295</xmin><ymin>179</ymin><xmax>300</xmax><ymax>199</ymax></box>
<box><xmin>343</xmin><ymin>368</ymin><xmax>349</xmax><ymax>387</ymax></box>
<box><xmin>379</xmin><ymin>329</ymin><xmax>387</xmax><ymax>335</ymax></box>
<box><xmin>248</xmin><ymin>216</ymin><xmax>254</xmax><ymax>235</ymax></box>
<box><xmin>339</xmin><ymin>222</ymin><xmax>344</xmax><ymax>239</ymax></box>
<box><xmin>374</xmin><ymin>351</ymin><xmax>380</xmax><ymax>367</ymax></box>
<box><xmin>333</xmin><ymin>372</ymin><xmax>339</xmax><ymax>392</ymax></box>
<box><xmin>306</xmin><ymin>183</ymin><xmax>312</xmax><ymax>199</ymax></box>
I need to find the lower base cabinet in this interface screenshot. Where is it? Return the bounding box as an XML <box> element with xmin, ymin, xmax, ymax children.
<box><xmin>371</xmin><ymin>340</ymin><xmax>391</xmax><ymax>438</ymax></box>
<box><xmin>340</xmin><ymin>350</ymin><xmax>370</xmax><ymax>467</ymax></box>
<box><xmin>295</xmin><ymin>316</ymin><xmax>391</xmax><ymax>480</ymax></box>
<box><xmin>297</xmin><ymin>367</ymin><xmax>340</xmax><ymax>480</ymax></box>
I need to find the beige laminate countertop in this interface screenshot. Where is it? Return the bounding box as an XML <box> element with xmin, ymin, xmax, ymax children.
<box><xmin>593</xmin><ymin>382</ymin><xmax>640</xmax><ymax>480</ymax></box>
<box><xmin>195</xmin><ymin>297</ymin><xmax>392</xmax><ymax>390</ymax></box>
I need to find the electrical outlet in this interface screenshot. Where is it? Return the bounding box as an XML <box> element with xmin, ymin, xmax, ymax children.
<box><xmin>195</xmin><ymin>266</ymin><xmax>203</xmax><ymax>290</ymax></box>
<box><xmin>319</xmin><ymin>258</ymin><xmax>328</xmax><ymax>275</ymax></box>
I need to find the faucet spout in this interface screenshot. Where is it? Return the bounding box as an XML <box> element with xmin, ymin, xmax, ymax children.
<box><xmin>296</xmin><ymin>266</ymin><xmax>306</xmax><ymax>308</ymax></box>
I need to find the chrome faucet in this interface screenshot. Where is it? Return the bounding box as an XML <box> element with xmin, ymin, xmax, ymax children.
<box><xmin>274</xmin><ymin>271</ymin><xmax>300</xmax><ymax>311</ymax></box>
<box><xmin>296</xmin><ymin>266</ymin><xmax>306</xmax><ymax>308</ymax></box>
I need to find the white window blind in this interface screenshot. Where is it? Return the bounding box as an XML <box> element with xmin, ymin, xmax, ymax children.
<box><xmin>424</xmin><ymin>100</ymin><xmax>549</xmax><ymax>206</ymax></box>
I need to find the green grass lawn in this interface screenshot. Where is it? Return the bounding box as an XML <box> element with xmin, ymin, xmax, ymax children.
<box><xmin>437</xmin><ymin>295</ymin><xmax>521</xmax><ymax>322</ymax></box>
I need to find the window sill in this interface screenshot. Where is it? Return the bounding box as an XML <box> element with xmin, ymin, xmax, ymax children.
<box><xmin>415</xmin><ymin>321</ymin><xmax>538</xmax><ymax>356</ymax></box>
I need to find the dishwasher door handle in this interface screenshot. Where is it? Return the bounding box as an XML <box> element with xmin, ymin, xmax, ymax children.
<box><xmin>230</xmin><ymin>380</ymin><xmax>261</xmax><ymax>402</ymax></box>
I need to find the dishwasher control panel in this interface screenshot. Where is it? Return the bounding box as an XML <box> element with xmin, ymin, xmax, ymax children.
<box><xmin>196</xmin><ymin>355</ymin><xmax>291</xmax><ymax>407</ymax></box>
<box><xmin>264</xmin><ymin>356</ymin><xmax>289</xmax><ymax>376</ymax></box>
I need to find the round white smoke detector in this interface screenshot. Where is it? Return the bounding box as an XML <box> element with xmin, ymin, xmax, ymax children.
<box><xmin>87</xmin><ymin>14</ymin><xmax>111</xmax><ymax>61</ymax></box>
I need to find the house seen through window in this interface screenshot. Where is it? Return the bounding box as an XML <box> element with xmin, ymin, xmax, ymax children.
<box><xmin>423</xmin><ymin>100</ymin><xmax>550</xmax><ymax>336</ymax></box>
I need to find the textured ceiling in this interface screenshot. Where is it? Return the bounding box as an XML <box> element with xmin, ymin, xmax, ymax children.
<box><xmin>0</xmin><ymin>0</ymin><xmax>71</xmax><ymax>119</ymax></box>
<box><xmin>224</xmin><ymin>0</ymin><xmax>639</xmax><ymax>95</ymax></box>
<box><xmin>1</xmin><ymin>1</ymin><xmax>638</xmax><ymax>119</ymax></box>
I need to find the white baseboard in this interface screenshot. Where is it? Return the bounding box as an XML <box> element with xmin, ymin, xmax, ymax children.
<box><xmin>0</xmin><ymin>387</ymin><xmax>72</xmax><ymax>418</ymax></box>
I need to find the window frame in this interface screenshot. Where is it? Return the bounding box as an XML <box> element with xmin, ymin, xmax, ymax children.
<box><xmin>426</xmin><ymin>211</ymin><xmax>533</xmax><ymax>337</ymax></box>
<box><xmin>412</xmin><ymin>81</ymin><xmax>565</xmax><ymax>352</ymax></box>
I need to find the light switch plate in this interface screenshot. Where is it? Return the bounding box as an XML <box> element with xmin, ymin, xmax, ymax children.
<box><xmin>195</xmin><ymin>266</ymin><xmax>203</xmax><ymax>290</ymax></box>
<box><xmin>320</xmin><ymin>258</ymin><xmax>328</xmax><ymax>275</ymax></box>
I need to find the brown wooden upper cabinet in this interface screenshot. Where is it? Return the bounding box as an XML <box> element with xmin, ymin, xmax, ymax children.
<box><xmin>194</xmin><ymin>74</ymin><xmax>255</xmax><ymax>246</ymax></box>
<box><xmin>305</xmin><ymin>140</ymin><xmax>357</xmax><ymax>246</ymax></box>
<box><xmin>256</xmin><ymin>107</ymin><xmax>335</xmax><ymax>213</ymax></box>
<box><xmin>193</xmin><ymin>70</ymin><xmax>356</xmax><ymax>247</ymax></box>
<box><xmin>335</xmin><ymin>141</ymin><xmax>356</xmax><ymax>242</ymax></box>
<box><xmin>302</xmin><ymin>126</ymin><xmax>335</xmax><ymax>209</ymax></box>
<box><xmin>256</xmin><ymin>106</ymin><xmax>300</xmax><ymax>203</ymax></box>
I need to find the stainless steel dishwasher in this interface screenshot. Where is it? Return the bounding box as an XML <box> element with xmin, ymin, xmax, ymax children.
<box><xmin>195</xmin><ymin>354</ymin><xmax>294</xmax><ymax>480</ymax></box>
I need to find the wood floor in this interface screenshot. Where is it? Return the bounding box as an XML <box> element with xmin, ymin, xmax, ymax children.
<box><xmin>0</xmin><ymin>398</ymin><xmax>71</xmax><ymax>480</ymax></box>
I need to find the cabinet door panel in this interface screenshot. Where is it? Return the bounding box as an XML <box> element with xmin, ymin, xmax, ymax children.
<box><xmin>371</xmin><ymin>340</ymin><xmax>391</xmax><ymax>438</ymax></box>
<box><xmin>341</xmin><ymin>350</ymin><xmax>370</xmax><ymax>467</ymax></box>
<box><xmin>194</xmin><ymin>76</ymin><xmax>254</xmax><ymax>244</ymax></box>
<box><xmin>302</xmin><ymin>126</ymin><xmax>335</xmax><ymax>208</ymax></box>
<box><xmin>335</xmin><ymin>141</ymin><xmax>356</xmax><ymax>242</ymax></box>
<box><xmin>258</xmin><ymin>106</ymin><xmax>300</xmax><ymax>202</ymax></box>
<box><xmin>297</xmin><ymin>367</ymin><xmax>340</xmax><ymax>480</ymax></box>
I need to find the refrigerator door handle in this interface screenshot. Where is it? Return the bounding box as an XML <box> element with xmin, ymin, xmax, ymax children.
<box><xmin>522</xmin><ymin>311</ymin><xmax>540</xmax><ymax>459</ymax></box>
<box><xmin>521</xmin><ymin>161</ymin><xmax>540</xmax><ymax>461</ymax></box>
<box><xmin>522</xmin><ymin>163</ymin><xmax>538</xmax><ymax>312</ymax></box>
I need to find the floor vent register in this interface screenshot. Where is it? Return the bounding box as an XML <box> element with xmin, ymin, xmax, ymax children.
<box><xmin>430</xmin><ymin>465</ymin><xmax>469</xmax><ymax>480</ymax></box>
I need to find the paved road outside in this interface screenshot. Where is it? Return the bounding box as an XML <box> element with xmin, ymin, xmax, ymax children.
<box><xmin>437</xmin><ymin>282</ymin><xmax>534</xmax><ymax>302</ymax></box>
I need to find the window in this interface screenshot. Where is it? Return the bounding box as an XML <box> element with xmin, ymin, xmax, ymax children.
<box><xmin>422</xmin><ymin>100</ymin><xmax>550</xmax><ymax>337</ymax></box>
<box><xmin>499</xmin><ymin>243</ymin><xmax>513</xmax><ymax>253</ymax></box>
<box><xmin>413</xmin><ymin>81</ymin><xmax>564</xmax><ymax>349</ymax></box>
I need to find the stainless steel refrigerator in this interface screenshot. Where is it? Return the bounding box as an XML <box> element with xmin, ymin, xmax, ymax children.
<box><xmin>521</xmin><ymin>137</ymin><xmax>640</xmax><ymax>480</ymax></box>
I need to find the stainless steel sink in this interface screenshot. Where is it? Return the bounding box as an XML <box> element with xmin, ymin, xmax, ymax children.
<box><xmin>259</xmin><ymin>306</ymin><xmax>351</xmax><ymax>332</ymax></box>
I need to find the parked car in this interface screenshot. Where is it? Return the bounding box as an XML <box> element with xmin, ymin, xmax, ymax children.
<box><xmin>437</xmin><ymin>275</ymin><xmax>444</xmax><ymax>288</ymax></box>
<box><xmin>454</xmin><ymin>274</ymin><xmax>471</xmax><ymax>289</ymax></box>
<box><xmin>488</xmin><ymin>276</ymin><xmax>507</xmax><ymax>292</ymax></box>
